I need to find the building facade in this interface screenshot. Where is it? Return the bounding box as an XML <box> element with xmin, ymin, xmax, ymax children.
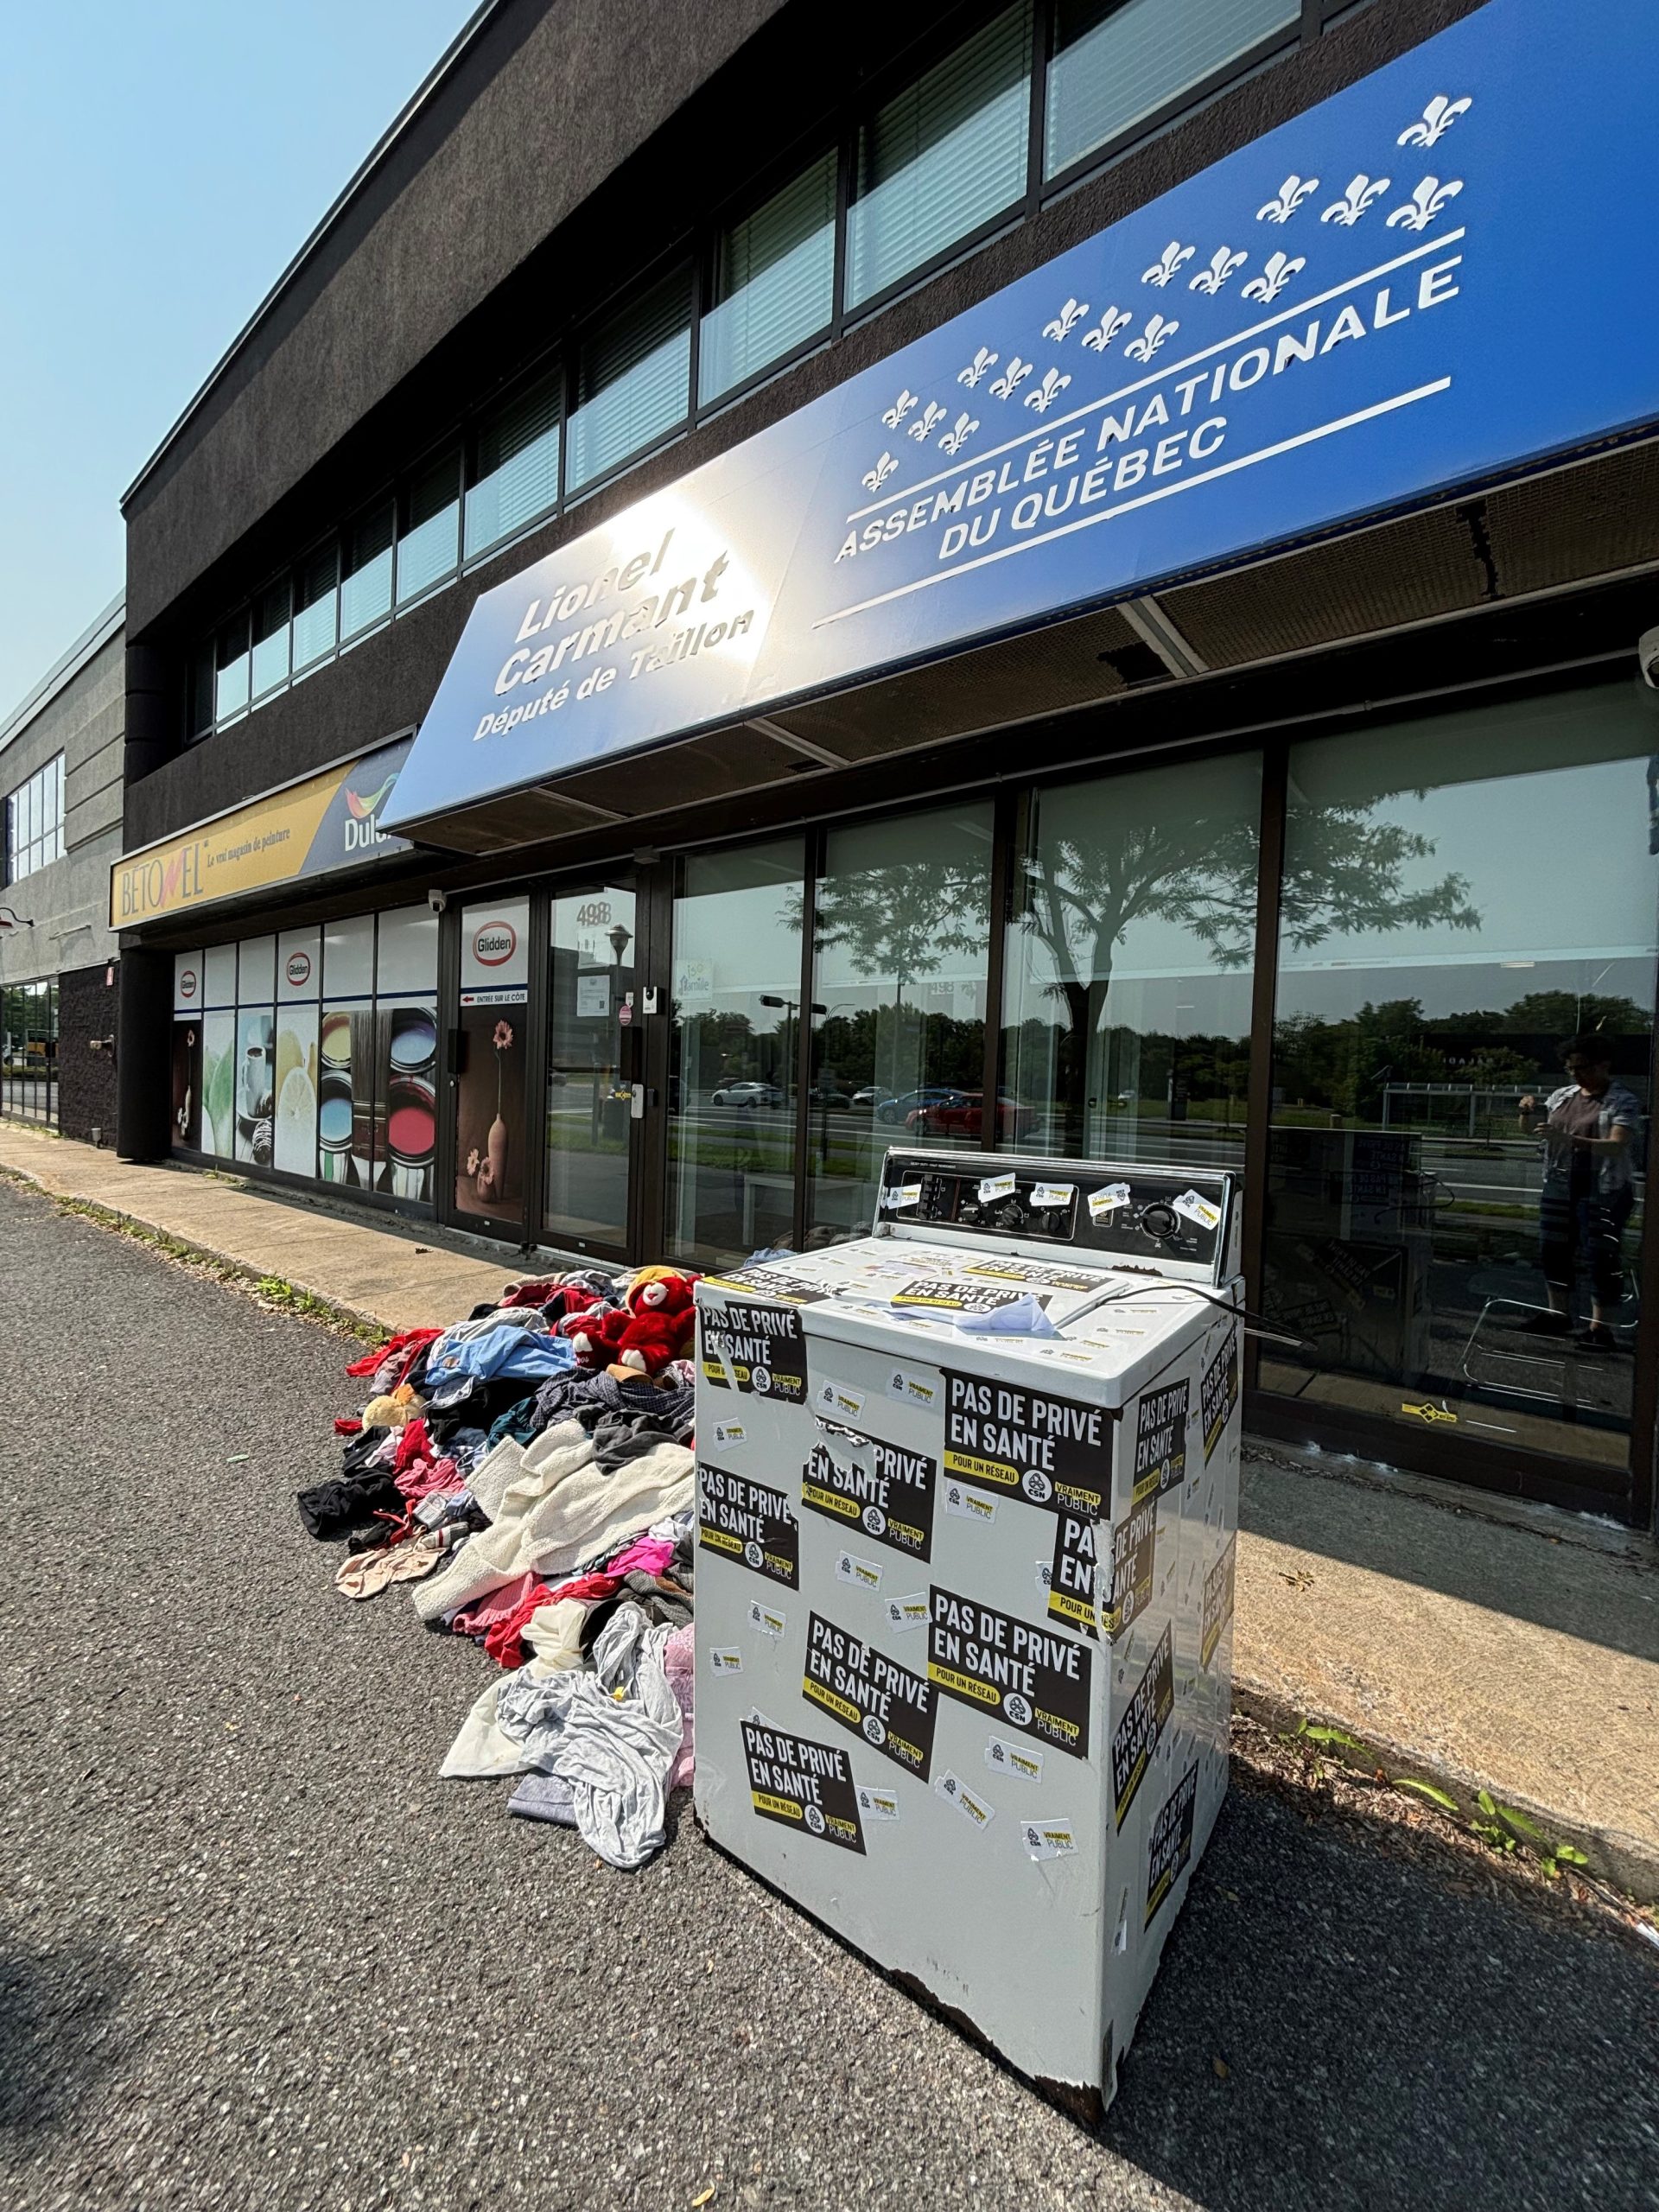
<box><xmin>1</xmin><ymin>597</ymin><xmax>124</xmax><ymax>1141</ymax></box>
<box><xmin>115</xmin><ymin>0</ymin><xmax>1659</xmax><ymax>1530</ymax></box>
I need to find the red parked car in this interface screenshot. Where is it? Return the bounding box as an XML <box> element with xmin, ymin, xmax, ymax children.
<box><xmin>906</xmin><ymin>1090</ymin><xmax>1033</xmax><ymax>1141</ymax></box>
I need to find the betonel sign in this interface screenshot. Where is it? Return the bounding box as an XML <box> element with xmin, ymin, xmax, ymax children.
<box><xmin>383</xmin><ymin>0</ymin><xmax>1659</xmax><ymax>837</ymax></box>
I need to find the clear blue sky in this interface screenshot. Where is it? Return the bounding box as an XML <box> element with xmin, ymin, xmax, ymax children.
<box><xmin>0</xmin><ymin>0</ymin><xmax>480</xmax><ymax>716</ymax></box>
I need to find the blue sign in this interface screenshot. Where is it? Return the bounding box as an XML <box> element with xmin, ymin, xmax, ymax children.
<box><xmin>384</xmin><ymin>0</ymin><xmax>1659</xmax><ymax>836</ymax></box>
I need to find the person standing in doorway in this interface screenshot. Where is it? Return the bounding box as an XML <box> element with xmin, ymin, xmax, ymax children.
<box><xmin>1516</xmin><ymin>1036</ymin><xmax>1643</xmax><ymax>1351</ymax></box>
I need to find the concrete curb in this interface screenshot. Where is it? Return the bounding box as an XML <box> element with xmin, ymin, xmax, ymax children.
<box><xmin>1233</xmin><ymin>1678</ymin><xmax>1658</xmax><ymax>1906</ymax></box>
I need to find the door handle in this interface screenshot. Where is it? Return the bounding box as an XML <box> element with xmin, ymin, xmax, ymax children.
<box><xmin>630</xmin><ymin>1082</ymin><xmax>646</xmax><ymax>1122</ymax></box>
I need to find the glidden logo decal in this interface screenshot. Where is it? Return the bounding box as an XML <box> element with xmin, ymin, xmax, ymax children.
<box><xmin>473</xmin><ymin>920</ymin><xmax>518</xmax><ymax>967</ymax></box>
<box><xmin>284</xmin><ymin>951</ymin><xmax>313</xmax><ymax>987</ymax></box>
<box><xmin>180</xmin><ymin>969</ymin><xmax>198</xmax><ymax>1000</ymax></box>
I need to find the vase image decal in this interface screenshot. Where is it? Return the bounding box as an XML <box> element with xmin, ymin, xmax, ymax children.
<box><xmin>471</xmin><ymin>1018</ymin><xmax>514</xmax><ymax>1203</ymax></box>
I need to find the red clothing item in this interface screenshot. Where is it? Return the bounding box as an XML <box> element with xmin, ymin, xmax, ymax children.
<box><xmin>333</xmin><ymin>1417</ymin><xmax>362</xmax><ymax>1436</ymax></box>
<box><xmin>481</xmin><ymin>1571</ymin><xmax>623</xmax><ymax>1669</ymax></box>
<box><xmin>345</xmin><ymin>1327</ymin><xmax>442</xmax><ymax>1390</ymax></box>
<box><xmin>391</xmin><ymin>1419</ymin><xmax>432</xmax><ymax>1475</ymax></box>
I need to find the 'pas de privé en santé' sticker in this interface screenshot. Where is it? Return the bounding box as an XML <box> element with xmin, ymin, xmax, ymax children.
<box><xmin>943</xmin><ymin>1370</ymin><xmax>1111</xmax><ymax>1516</ymax></box>
<box><xmin>803</xmin><ymin>1610</ymin><xmax>936</xmax><ymax>1781</ymax></box>
<box><xmin>801</xmin><ymin>1423</ymin><xmax>937</xmax><ymax>1560</ymax></box>
<box><xmin>699</xmin><ymin>1299</ymin><xmax>809</xmax><ymax>1404</ymax></box>
<box><xmin>1113</xmin><ymin>1622</ymin><xmax>1173</xmax><ymax>1829</ymax></box>
<box><xmin>1046</xmin><ymin>1497</ymin><xmax>1159</xmax><ymax>1639</ymax></box>
<box><xmin>741</xmin><ymin>1720</ymin><xmax>865</xmax><ymax>1853</ymax></box>
<box><xmin>1201</xmin><ymin>1319</ymin><xmax>1239</xmax><ymax>1463</ymax></box>
<box><xmin>697</xmin><ymin>1463</ymin><xmax>799</xmax><ymax>1588</ymax></box>
<box><xmin>928</xmin><ymin>1586</ymin><xmax>1091</xmax><ymax>1760</ymax></box>
<box><xmin>1145</xmin><ymin>1761</ymin><xmax>1198</xmax><ymax>1925</ymax></box>
<box><xmin>1201</xmin><ymin>1533</ymin><xmax>1237</xmax><ymax>1671</ymax></box>
<box><xmin>1131</xmin><ymin>1380</ymin><xmax>1189</xmax><ymax>1503</ymax></box>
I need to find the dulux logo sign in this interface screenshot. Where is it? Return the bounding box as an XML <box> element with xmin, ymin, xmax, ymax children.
<box><xmin>385</xmin><ymin>0</ymin><xmax>1659</xmax><ymax>837</ymax></box>
<box><xmin>343</xmin><ymin>769</ymin><xmax>400</xmax><ymax>853</ymax></box>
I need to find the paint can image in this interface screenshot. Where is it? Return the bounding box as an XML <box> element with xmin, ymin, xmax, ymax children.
<box><xmin>385</xmin><ymin>1072</ymin><xmax>436</xmax><ymax>1198</ymax></box>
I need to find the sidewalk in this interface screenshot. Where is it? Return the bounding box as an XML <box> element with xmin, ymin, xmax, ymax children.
<box><xmin>3</xmin><ymin>1121</ymin><xmax>1656</xmax><ymax>1900</ymax></box>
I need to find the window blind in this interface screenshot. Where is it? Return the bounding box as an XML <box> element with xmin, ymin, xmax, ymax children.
<box><xmin>848</xmin><ymin>2</ymin><xmax>1032</xmax><ymax>308</ymax></box>
<box><xmin>1046</xmin><ymin>0</ymin><xmax>1298</xmax><ymax>178</ymax></box>
<box><xmin>701</xmin><ymin>153</ymin><xmax>836</xmax><ymax>404</ymax></box>
<box><xmin>292</xmin><ymin>545</ymin><xmax>340</xmax><ymax>673</ymax></box>
<box><xmin>568</xmin><ymin>270</ymin><xmax>692</xmax><ymax>492</ymax></box>
<box><xmin>397</xmin><ymin>452</ymin><xmax>462</xmax><ymax>605</ymax></box>
<box><xmin>340</xmin><ymin>500</ymin><xmax>396</xmax><ymax>641</ymax></box>
<box><xmin>465</xmin><ymin>371</ymin><xmax>563</xmax><ymax>558</ymax></box>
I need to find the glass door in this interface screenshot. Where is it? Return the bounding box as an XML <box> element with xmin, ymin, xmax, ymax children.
<box><xmin>451</xmin><ymin>894</ymin><xmax>532</xmax><ymax>1235</ymax></box>
<box><xmin>544</xmin><ymin>880</ymin><xmax>641</xmax><ymax>1258</ymax></box>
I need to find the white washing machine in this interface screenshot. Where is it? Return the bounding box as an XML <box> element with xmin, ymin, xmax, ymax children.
<box><xmin>692</xmin><ymin>1147</ymin><xmax>1243</xmax><ymax>2119</ymax></box>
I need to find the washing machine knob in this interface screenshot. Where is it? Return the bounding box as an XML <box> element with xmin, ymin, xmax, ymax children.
<box><xmin>1140</xmin><ymin>1201</ymin><xmax>1179</xmax><ymax>1243</ymax></box>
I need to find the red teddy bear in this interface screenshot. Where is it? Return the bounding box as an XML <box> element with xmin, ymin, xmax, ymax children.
<box><xmin>566</xmin><ymin>1266</ymin><xmax>697</xmax><ymax>1377</ymax></box>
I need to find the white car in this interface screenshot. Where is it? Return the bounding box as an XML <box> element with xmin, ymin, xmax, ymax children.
<box><xmin>711</xmin><ymin>1080</ymin><xmax>784</xmax><ymax>1108</ymax></box>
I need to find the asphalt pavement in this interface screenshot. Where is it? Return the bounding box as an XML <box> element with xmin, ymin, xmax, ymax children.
<box><xmin>3</xmin><ymin>1176</ymin><xmax>1655</xmax><ymax>2212</ymax></box>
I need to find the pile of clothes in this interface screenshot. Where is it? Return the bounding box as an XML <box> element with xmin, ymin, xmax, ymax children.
<box><xmin>297</xmin><ymin>1262</ymin><xmax>703</xmax><ymax>1871</ymax></box>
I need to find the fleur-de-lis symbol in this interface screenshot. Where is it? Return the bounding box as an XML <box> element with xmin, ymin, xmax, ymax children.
<box><xmin>861</xmin><ymin>451</ymin><xmax>899</xmax><ymax>493</ymax></box>
<box><xmin>1081</xmin><ymin>306</ymin><xmax>1131</xmax><ymax>353</ymax></box>
<box><xmin>907</xmin><ymin>400</ymin><xmax>947</xmax><ymax>442</ymax></box>
<box><xmin>1386</xmin><ymin>176</ymin><xmax>1463</xmax><ymax>231</ymax></box>
<box><xmin>1240</xmin><ymin>251</ymin><xmax>1305</xmax><ymax>305</ymax></box>
<box><xmin>1398</xmin><ymin>93</ymin><xmax>1471</xmax><ymax>149</ymax></box>
<box><xmin>1321</xmin><ymin>174</ymin><xmax>1391</xmax><ymax>226</ymax></box>
<box><xmin>938</xmin><ymin>411</ymin><xmax>977</xmax><ymax>456</ymax></box>
<box><xmin>957</xmin><ymin>346</ymin><xmax>998</xmax><ymax>389</ymax></box>
<box><xmin>988</xmin><ymin>355</ymin><xmax>1033</xmax><ymax>400</ymax></box>
<box><xmin>1188</xmin><ymin>247</ymin><xmax>1247</xmax><ymax>296</ymax></box>
<box><xmin>1041</xmin><ymin>296</ymin><xmax>1089</xmax><ymax>342</ymax></box>
<box><xmin>1023</xmin><ymin>367</ymin><xmax>1071</xmax><ymax>415</ymax></box>
<box><xmin>1123</xmin><ymin>314</ymin><xmax>1177</xmax><ymax>363</ymax></box>
<box><xmin>1141</xmin><ymin>240</ymin><xmax>1195</xmax><ymax>288</ymax></box>
<box><xmin>880</xmin><ymin>389</ymin><xmax>918</xmax><ymax>430</ymax></box>
<box><xmin>1256</xmin><ymin>175</ymin><xmax>1319</xmax><ymax>223</ymax></box>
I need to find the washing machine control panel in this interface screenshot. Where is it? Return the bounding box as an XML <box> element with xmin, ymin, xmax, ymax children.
<box><xmin>874</xmin><ymin>1149</ymin><xmax>1237</xmax><ymax>1283</ymax></box>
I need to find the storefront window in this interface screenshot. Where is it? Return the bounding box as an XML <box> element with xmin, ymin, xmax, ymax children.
<box><xmin>1262</xmin><ymin>683</ymin><xmax>1658</xmax><ymax>1478</ymax></box>
<box><xmin>1000</xmin><ymin>753</ymin><xmax>1260</xmax><ymax>1172</ymax></box>
<box><xmin>273</xmin><ymin>928</ymin><xmax>321</xmax><ymax>1179</ymax></box>
<box><xmin>1</xmin><ymin>979</ymin><xmax>57</xmax><ymax>1126</ymax></box>
<box><xmin>545</xmin><ymin>884</ymin><xmax>638</xmax><ymax>1252</ymax></box>
<box><xmin>233</xmin><ymin>936</ymin><xmax>276</xmax><ymax>1168</ymax></box>
<box><xmin>373</xmin><ymin>906</ymin><xmax>440</xmax><ymax>1204</ymax></box>
<box><xmin>319</xmin><ymin>914</ymin><xmax>376</xmax><ymax>1190</ymax></box>
<box><xmin>808</xmin><ymin>804</ymin><xmax>994</xmax><ymax>1241</ymax></box>
<box><xmin>668</xmin><ymin>840</ymin><xmax>804</xmax><ymax>1266</ymax></box>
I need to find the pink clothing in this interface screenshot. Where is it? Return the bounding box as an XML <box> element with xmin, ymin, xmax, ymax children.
<box><xmin>603</xmin><ymin>1535</ymin><xmax>677</xmax><ymax>1579</ymax></box>
<box><xmin>395</xmin><ymin>1454</ymin><xmax>460</xmax><ymax>1505</ymax></box>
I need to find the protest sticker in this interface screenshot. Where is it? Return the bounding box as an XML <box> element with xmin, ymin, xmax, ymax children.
<box><xmin>699</xmin><ymin>1300</ymin><xmax>809</xmax><ymax>1404</ymax></box>
<box><xmin>928</xmin><ymin>1586</ymin><xmax>1091</xmax><ymax>1761</ymax></box>
<box><xmin>698</xmin><ymin>1463</ymin><xmax>799</xmax><ymax>1589</ymax></box>
<box><xmin>802</xmin><ymin>1424</ymin><xmax>937</xmax><ymax>1561</ymax></box>
<box><xmin>741</xmin><ymin>1720</ymin><xmax>865</xmax><ymax>1853</ymax></box>
<box><xmin>1145</xmin><ymin>1763</ymin><xmax>1199</xmax><ymax>1924</ymax></box>
<box><xmin>944</xmin><ymin>1370</ymin><xmax>1111</xmax><ymax>1515</ymax></box>
<box><xmin>1113</xmin><ymin>1624</ymin><xmax>1174</xmax><ymax>1829</ymax></box>
<box><xmin>803</xmin><ymin>1611</ymin><xmax>936</xmax><ymax>1781</ymax></box>
<box><xmin>1131</xmin><ymin>1381</ymin><xmax>1189</xmax><ymax>1504</ymax></box>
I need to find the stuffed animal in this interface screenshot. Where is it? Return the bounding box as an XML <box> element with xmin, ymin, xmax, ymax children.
<box><xmin>566</xmin><ymin>1266</ymin><xmax>697</xmax><ymax>1376</ymax></box>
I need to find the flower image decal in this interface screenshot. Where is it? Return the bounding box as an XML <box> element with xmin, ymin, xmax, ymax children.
<box><xmin>493</xmin><ymin>1019</ymin><xmax>514</xmax><ymax>1114</ymax></box>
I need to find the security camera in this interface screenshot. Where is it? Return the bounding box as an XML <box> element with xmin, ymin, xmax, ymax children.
<box><xmin>1640</xmin><ymin>627</ymin><xmax>1659</xmax><ymax>690</ymax></box>
<box><xmin>427</xmin><ymin>888</ymin><xmax>448</xmax><ymax>915</ymax></box>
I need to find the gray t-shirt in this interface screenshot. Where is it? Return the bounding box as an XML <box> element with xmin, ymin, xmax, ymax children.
<box><xmin>1542</xmin><ymin>1080</ymin><xmax>1642</xmax><ymax>1195</ymax></box>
